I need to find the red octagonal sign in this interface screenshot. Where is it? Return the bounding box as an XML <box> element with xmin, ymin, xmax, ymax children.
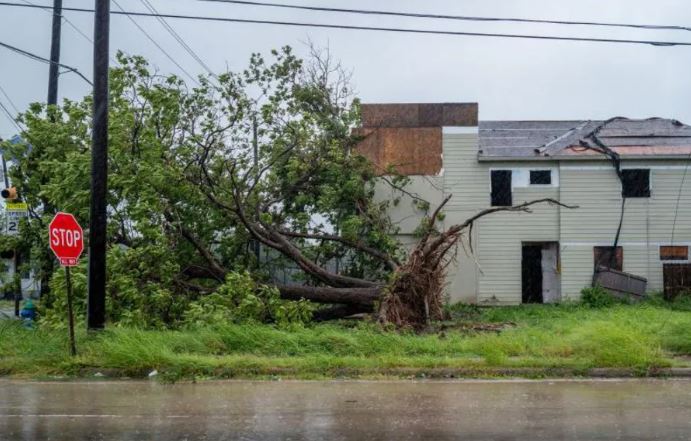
<box><xmin>49</xmin><ymin>212</ymin><xmax>84</xmax><ymax>267</ymax></box>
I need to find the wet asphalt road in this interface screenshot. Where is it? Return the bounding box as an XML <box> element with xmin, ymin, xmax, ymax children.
<box><xmin>0</xmin><ymin>379</ymin><xmax>690</xmax><ymax>440</ymax></box>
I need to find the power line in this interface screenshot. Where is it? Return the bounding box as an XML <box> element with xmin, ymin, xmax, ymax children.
<box><xmin>0</xmin><ymin>97</ymin><xmax>22</xmax><ymax>134</ymax></box>
<box><xmin>19</xmin><ymin>0</ymin><xmax>119</xmax><ymax>66</ymax></box>
<box><xmin>112</xmin><ymin>0</ymin><xmax>199</xmax><ymax>84</ymax></box>
<box><xmin>199</xmin><ymin>0</ymin><xmax>691</xmax><ymax>34</ymax></box>
<box><xmin>139</xmin><ymin>0</ymin><xmax>215</xmax><ymax>76</ymax></box>
<box><xmin>18</xmin><ymin>0</ymin><xmax>93</xmax><ymax>44</ymax></box>
<box><xmin>0</xmin><ymin>40</ymin><xmax>93</xmax><ymax>85</ymax></box>
<box><xmin>2</xmin><ymin>2</ymin><xmax>691</xmax><ymax>47</ymax></box>
<box><xmin>0</xmin><ymin>83</ymin><xmax>20</xmax><ymax>114</ymax></box>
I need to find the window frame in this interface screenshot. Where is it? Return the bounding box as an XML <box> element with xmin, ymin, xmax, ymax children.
<box><xmin>593</xmin><ymin>246</ymin><xmax>623</xmax><ymax>271</ymax></box>
<box><xmin>621</xmin><ymin>168</ymin><xmax>651</xmax><ymax>198</ymax></box>
<box><xmin>529</xmin><ymin>170</ymin><xmax>552</xmax><ymax>186</ymax></box>
<box><xmin>490</xmin><ymin>169</ymin><xmax>512</xmax><ymax>207</ymax></box>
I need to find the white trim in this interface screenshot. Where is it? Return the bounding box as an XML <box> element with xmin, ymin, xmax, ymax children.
<box><xmin>442</xmin><ymin>126</ymin><xmax>478</xmax><ymax>135</ymax></box>
<box><xmin>489</xmin><ymin>167</ymin><xmax>560</xmax><ymax>189</ymax></box>
<box><xmin>527</xmin><ymin>169</ymin><xmax>554</xmax><ymax>187</ymax></box>
<box><xmin>562</xmin><ymin>242</ymin><xmax>691</xmax><ymax>247</ymax></box>
<box><xmin>561</xmin><ymin>165</ymin><xmax>690</xmax><ymax>171</ymax></box>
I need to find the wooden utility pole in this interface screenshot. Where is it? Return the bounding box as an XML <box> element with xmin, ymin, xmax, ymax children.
<box><xmin>47</xmin><ymin>0</ymin><xmax>63</xmax><ymax>106</ymax></box>
<box><xmin>1</xmin><ymin>152</ymin><xmax>19</xmax><ymax>317</ymax></box>
<box><xmin>87</xmin><ymin>0</ymin><xmax>110</xmax><ymax>330</ymax></box>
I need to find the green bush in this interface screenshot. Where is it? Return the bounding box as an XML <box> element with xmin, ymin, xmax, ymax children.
<box><xmin>39</xmin><ymin>264</ymin><xmax>313</xmax><ymax>330</ymax></box>
<box><xmin>581</xmin><ymin>285</ymin><xmax>619</xmax><ymax>308</ymax></box>
<box><xmin>182</xmin><ymin>271</ymin><xmax>313</xmax><ymax>328</ymax></box>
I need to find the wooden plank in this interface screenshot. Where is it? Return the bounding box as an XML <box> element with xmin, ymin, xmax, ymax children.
<box><xmin>361</xmin><ymin>103</ymin><xmax>478</xmax><ymax>128</ymax></box>
<box><xmin>355</xmin><ymin>127</ymin><xmax>442</xmax><ymax>175</ymax></box>
<box><xmin>660</xmin><ymin>246</ymin><xmax>689</xmax><ymax>261</ymax></box>
<box><xmin>593</xmin><ymin>267</ymin><xmax>647</xmax><ymax>301</ymax></box>
<box><xmin>663</xmin><ymin>263</ymin><xmax>691</xmax><ymax>300</ymax></box>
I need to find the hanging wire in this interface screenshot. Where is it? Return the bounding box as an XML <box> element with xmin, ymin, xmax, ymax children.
<box><xmin>2</xmin><ymin>2</ymin><xmax>691</xmax><ymax>47</ymax></box>
<box><xmin>0</xmin><ymin>41</ymin><xmax>93</xmax><ymax>85</ymax></box>
<box><xmin>112</xmin><ymin>0</ymin><xmax>200</xmax><ymax>84</ymax></box>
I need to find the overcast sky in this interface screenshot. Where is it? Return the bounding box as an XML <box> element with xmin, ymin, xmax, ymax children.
<box><xmin>1</xmin><ymin>0</ymin><xmax>691</xmax><ymax>138</ymax></box>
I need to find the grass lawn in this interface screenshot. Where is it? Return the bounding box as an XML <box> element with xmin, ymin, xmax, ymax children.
<box><xmin>1</xmin><ymin>301</ymin><xmax>690</xmax><ymax>381</ymax></box>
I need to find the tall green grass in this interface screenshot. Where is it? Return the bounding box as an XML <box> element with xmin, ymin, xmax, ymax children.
<box><xmin>0</xmin><ymin>302</ymin><xmax>689</xmax><ymax>379</ymax></box>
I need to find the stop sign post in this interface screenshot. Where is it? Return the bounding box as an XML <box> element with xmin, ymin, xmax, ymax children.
<box><xmin>48</xmin><ymin>212</ymin><xmax>83</xmax><ymax>356</ymax></box>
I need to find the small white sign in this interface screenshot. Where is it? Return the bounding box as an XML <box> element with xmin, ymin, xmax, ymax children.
<box><xmin>5</xmin><ymin>203</ymin><xmax>27</xmax><ymax>236</ymax></box>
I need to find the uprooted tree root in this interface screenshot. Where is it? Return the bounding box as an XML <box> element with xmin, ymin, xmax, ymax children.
<box><xmin>378</xmin><ymin>230</ymin><xmax>455</xmax><ymax>329</ymax></box>
<box><xmin>379</xmin><ymin>197</ymin><xmax>576</xmax><ymax>330</ymax></box>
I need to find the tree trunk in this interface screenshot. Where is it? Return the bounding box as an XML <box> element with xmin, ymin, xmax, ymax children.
<box><xmin>277</xmin><ymin>284</ymin><xmax>381</xmax><ymax>306</ymax></box>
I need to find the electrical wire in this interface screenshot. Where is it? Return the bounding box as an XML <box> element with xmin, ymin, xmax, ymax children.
<box><xmin>2</xmin><ymin>2</ymin><xmax>691</xmax><ymax>47</ymax></box>
<box><xmin>139</xmin><ymin>0</ymin><xmax>215</xmax><ymax>77</ymax></box>
<box><xmin>0</xmin><ymin>97</ymin><xmax>22</xmax><ymax>134</ymax></box>
<box><xmin>0</xmin><ymin>83</ymin><xmax>20</xmax><ymax>115</ymax></box>
<box><xmin>18</xmin><ymin>0</ymin><xmax>94</xmax><ymax>44</ymax></box>
<box><xmin>0</xmin><ymin>41</ymin><xmax>93</xmax><ymax>85</ymax></box>
<box><xmin>112</xmin><ymin>0</ymin><xmax>199</xmax><ymax>84</ymax></box>
<box><xmin>18</xmin><ymin>0</ymin><xmax>122</xmax><ymax>66</ymax></box>
<box><xmin>199</xmin><ymin>0</ymin><xmax>691</xmax><ymax>33</ymax></box>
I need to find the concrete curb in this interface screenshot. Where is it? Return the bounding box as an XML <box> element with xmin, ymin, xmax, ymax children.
<box><xmin>61</xmin><ymin>366</ymin><xmax>691</xmax><ymax>380</ymax></box>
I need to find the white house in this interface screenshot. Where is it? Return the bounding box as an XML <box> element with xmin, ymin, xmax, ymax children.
<box><xmin>359</xmin><ymin>103</ymin><xmax>691</xmax><ymax>304</ymax></box>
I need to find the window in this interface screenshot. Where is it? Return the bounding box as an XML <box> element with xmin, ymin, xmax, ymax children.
<box><xmin>491</xmin><ymin>170</ymin><xmax>512</xmax><ymax>206</ymax></box>
<box><xmin>622</xmin><ymin>169</ymin><xmax>650</xmax><ymax>198</ymax></box>
<box><xmin>594</xmin><ymin>246</ymin><xmax>623</xmax><ymax>271</ymax></box>
<box><xmin>530</xmin><ymin>170</ymin><xmax>552</xmax><ymax>185</ymax></box>
<box><xmin>660</xmin><ymin>246</ymin><xmax>688</xmax><ymax>261</ymax></box>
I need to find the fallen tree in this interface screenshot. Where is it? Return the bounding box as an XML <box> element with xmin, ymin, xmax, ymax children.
<box><xmin>174</xmin><ymin>46</ymin><xmax>578</xmax><ymax>327</ymax></box>
<box><xmin>5</xmin><ymin>47</ymin><xmax>576</xmax><ymax>329</ymax></box>
<box><xmin>190</xmin><ymin>124</ymin><xmax>575</xmax><ymax>327</ymax></box>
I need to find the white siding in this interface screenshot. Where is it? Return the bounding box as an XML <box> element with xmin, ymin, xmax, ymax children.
<box><xmin>374</xmin><ymin>176</ymin><xmax>445</xmax><ymax>254</ymax></box>
<box><xmin>559</xmin><ymin>161</ymin><xmax>691</xmax><ymax>297</ymax></box>
<box><xmin>442</xmin><ymin>133</ymin><xmax>563</xmax><ymax>304</ymax></box>
<box><xmin>381</xmin><ymin>134</ymin><xmax>691</xmax><ymax>304</ymax></box>
<box><xmin>442</xmin><ymin>133</ymin><xmax>484</xmax><ymax>303</ymax></box>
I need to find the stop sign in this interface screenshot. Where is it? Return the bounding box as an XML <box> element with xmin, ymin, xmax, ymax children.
<box><xmin>49</xmin><ymin>212</ymin><xmax>84</xmax><ymax>266</ymax></box>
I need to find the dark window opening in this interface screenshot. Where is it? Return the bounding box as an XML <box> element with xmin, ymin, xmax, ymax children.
<box><xmin>594</xmin><ymin>246</ymin><xmax>623</xmax><ymax>271</ymax></box>
<box><xmin>491</xmin><ymin>170</ymin><xmax>512</xmax><ymax>206</ymax></box>
<box><xmin>522</xmin><ymin>245</ymin><xmax>543</xmax><ymax>303</ymax></box>
<box><xmin>661</xmin><ymin>246</ymin><xmax>688</xmax><ymax>261</ymax></box>
<box><xmin>522</xmin><ymin>242</ymin><xmax>561</xmax><ymax>304</ymax></box>
<box><xmin>622</xmin><ymin>169</ymin><xmax>650</xmax><ymax>198</ymax></box>
<box><xmin>530</xmin><ymin>170</ymin><xmax>552</xmax><ymax>185</ymax></box>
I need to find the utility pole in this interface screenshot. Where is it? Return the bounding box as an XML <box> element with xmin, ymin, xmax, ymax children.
<box><xmin>87</xmin><ymin>0</ymin><xmax>110</xmax><ymax>330</ymax></box>
<box><xmin>47</xmin><ymin>0</ymin><xmax>63</xmax><ymax>106</ymax></box>
<box><xmin>252</xmin><ymin>116</ymin><xmax>260</xmax><ymax>264</ymax></box>
<box><xmin>0</xmin><ymin>149</ymin><xmax>18</xmax><ymax>317</ymax></box>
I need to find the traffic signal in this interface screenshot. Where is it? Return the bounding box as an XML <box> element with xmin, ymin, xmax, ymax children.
<box><xmin>1</xmin><ymin>187</ymin><xmax>17</xmax><ymax>200</ymax></box>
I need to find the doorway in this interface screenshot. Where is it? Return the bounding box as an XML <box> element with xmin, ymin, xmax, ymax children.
<box><xmin>522</xmin><ymin>242</ymin><xmax>560</xmax><ymax>304</ymax></box>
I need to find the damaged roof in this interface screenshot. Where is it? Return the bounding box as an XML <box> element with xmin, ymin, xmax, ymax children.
<box><xmin>479</xmin><ymin>118</ymin><xmax>691</xmax><ymax>161</ymax></box>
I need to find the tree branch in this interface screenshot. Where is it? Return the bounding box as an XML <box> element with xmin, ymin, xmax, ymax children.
<box><xmin>278</xmin><ymin>229</ymin><xmax>399</xmax><ymax>270</ymax></box>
